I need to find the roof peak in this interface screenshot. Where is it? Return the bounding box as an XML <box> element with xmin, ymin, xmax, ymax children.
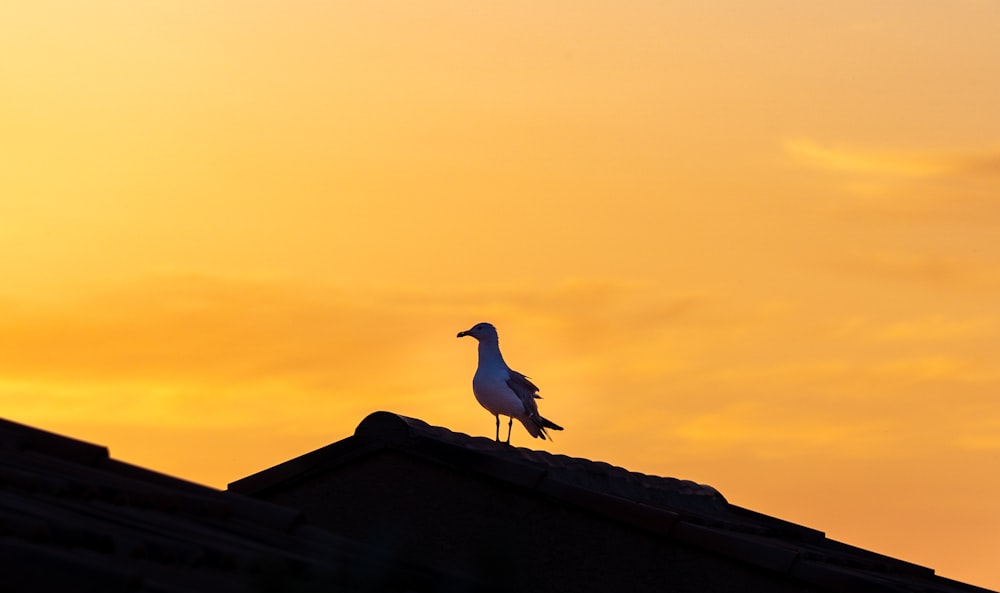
<box><xmin>235</xmin><ymin>410</ymin><xmax>726</xmax><ymax>515</ymax></box>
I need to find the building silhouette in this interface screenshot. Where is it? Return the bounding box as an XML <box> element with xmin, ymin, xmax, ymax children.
<box><xmin>1</xmin><ymin>412</ymin><xmax>994</xmax><ymax>593</ymax></box>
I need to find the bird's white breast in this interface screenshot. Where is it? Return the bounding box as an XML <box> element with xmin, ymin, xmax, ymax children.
<box><xmin>472</xmin><ymin>365</ymin><xmax>525</xmax><ymax>418</ymax></box>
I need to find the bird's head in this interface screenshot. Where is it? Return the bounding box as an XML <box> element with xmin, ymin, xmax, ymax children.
<box><xmin>457</xmin><ymin>322</ymin><xmax>499</xmax><ymax>342</ymax></box>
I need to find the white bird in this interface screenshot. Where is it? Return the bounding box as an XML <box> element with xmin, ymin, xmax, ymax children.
<box><xmin>457</xmin><ymin>322</ymin><xmax>563</xmax><ymax>444</ymax></box>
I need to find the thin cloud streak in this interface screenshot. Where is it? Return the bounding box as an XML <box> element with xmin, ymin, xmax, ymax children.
<box><xmin>784</xmin><ymin>138</ymin><xmax>1000</xmax><ymax>179</ymax></box>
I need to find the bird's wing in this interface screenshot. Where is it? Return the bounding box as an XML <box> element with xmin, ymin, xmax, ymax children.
<box><xmin>506</xmin><ymin>369</ymin><xmax>542</xmax><ymax>414</ymax></box>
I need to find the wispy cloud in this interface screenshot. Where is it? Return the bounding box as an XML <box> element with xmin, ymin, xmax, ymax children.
<box><xmin>782</xmin><ymin>137</ymin><xmax>1000</xmax><ymax>226</ymax></box>
<box><xmin>783</xmin><ymin>138</ymin><xmax>1000</xmax><ymax>179</ymax></box>
<box><xmin>785</xmin><ymin>138</ymin><xmax>954</xmax><ymax>177</ymax></box>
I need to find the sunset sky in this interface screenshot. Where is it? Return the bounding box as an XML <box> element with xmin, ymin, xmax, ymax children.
<box><xmin>2</xmin><ymin>1</ymin><xmax>999</xmax><ymax>588</ymax></box>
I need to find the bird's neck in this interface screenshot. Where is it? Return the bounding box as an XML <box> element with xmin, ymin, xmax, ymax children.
<box><xmin>477</xmin><ymin>339</ymin><xmax>505</xmax><ymax>364</ymax></box>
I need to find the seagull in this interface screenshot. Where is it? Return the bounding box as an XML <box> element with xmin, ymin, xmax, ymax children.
<box><xmin>457</xmin><ymin>322</ymin><xmax>563</xmax><ymax>444</ymax></box>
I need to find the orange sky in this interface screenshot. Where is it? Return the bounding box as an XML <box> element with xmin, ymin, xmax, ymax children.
<box><xmin>2</xmin><ymin>1</ymin><xmax>999</xmax><ymax>588</ymax></box>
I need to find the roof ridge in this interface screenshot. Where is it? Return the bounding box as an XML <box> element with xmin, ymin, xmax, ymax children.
<box><xmin>354</xmin><ymin>411</ymin><xmax>726</xmax><ymax>510</ymax></box>
<box><xmin>0</xmin><ymin>418</ymin><xmax>109</xmax><ymax>465</ymax></box>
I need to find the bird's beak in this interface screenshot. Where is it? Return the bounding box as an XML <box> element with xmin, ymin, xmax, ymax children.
<box><xmin>456</xmin><ymin>330</ymin><xmax>468</xmax><ymax>338</ymax></box>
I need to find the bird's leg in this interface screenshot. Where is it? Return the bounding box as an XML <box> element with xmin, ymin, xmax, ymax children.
<box><xmin>506</xmin><ymin>417</ymin><xmax>513</xmax><ymax>445</ymax></box>
<box><xmin>495</xmin><ymin>415</ymin><xmax>500</xmax><ymax>442</ymax></box>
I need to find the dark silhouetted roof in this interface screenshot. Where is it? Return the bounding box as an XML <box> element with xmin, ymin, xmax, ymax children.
<box><xmin>0</xmin><ymin>416</ymin><xmax>472</xmax><ymax>592</ymax></box>
<box><xmin>232</xmin><ymin>411</ymin><xmax>996</xmax><ymax>593</ymax></box>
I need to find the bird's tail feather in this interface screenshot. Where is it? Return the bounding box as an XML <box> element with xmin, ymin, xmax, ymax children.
<box><xmin>526</xmin><ymin>414</ymin><xmax>564</xmax><ymax>440</ymax></box>
<box><xmin>540</xmin><ymin>416</ymin><xmax>563</xmax><ymax>431</ymax></box>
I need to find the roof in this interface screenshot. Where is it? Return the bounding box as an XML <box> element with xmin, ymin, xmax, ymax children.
<box><xmin>231</xmin><ymin>411</ymin><xmax>997</xmax><ymax>593</ymax></box>
<box><xmin>0</xmin><ymin>416</ymin><xmax>471</xmax><ymax>593</ymax></box>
